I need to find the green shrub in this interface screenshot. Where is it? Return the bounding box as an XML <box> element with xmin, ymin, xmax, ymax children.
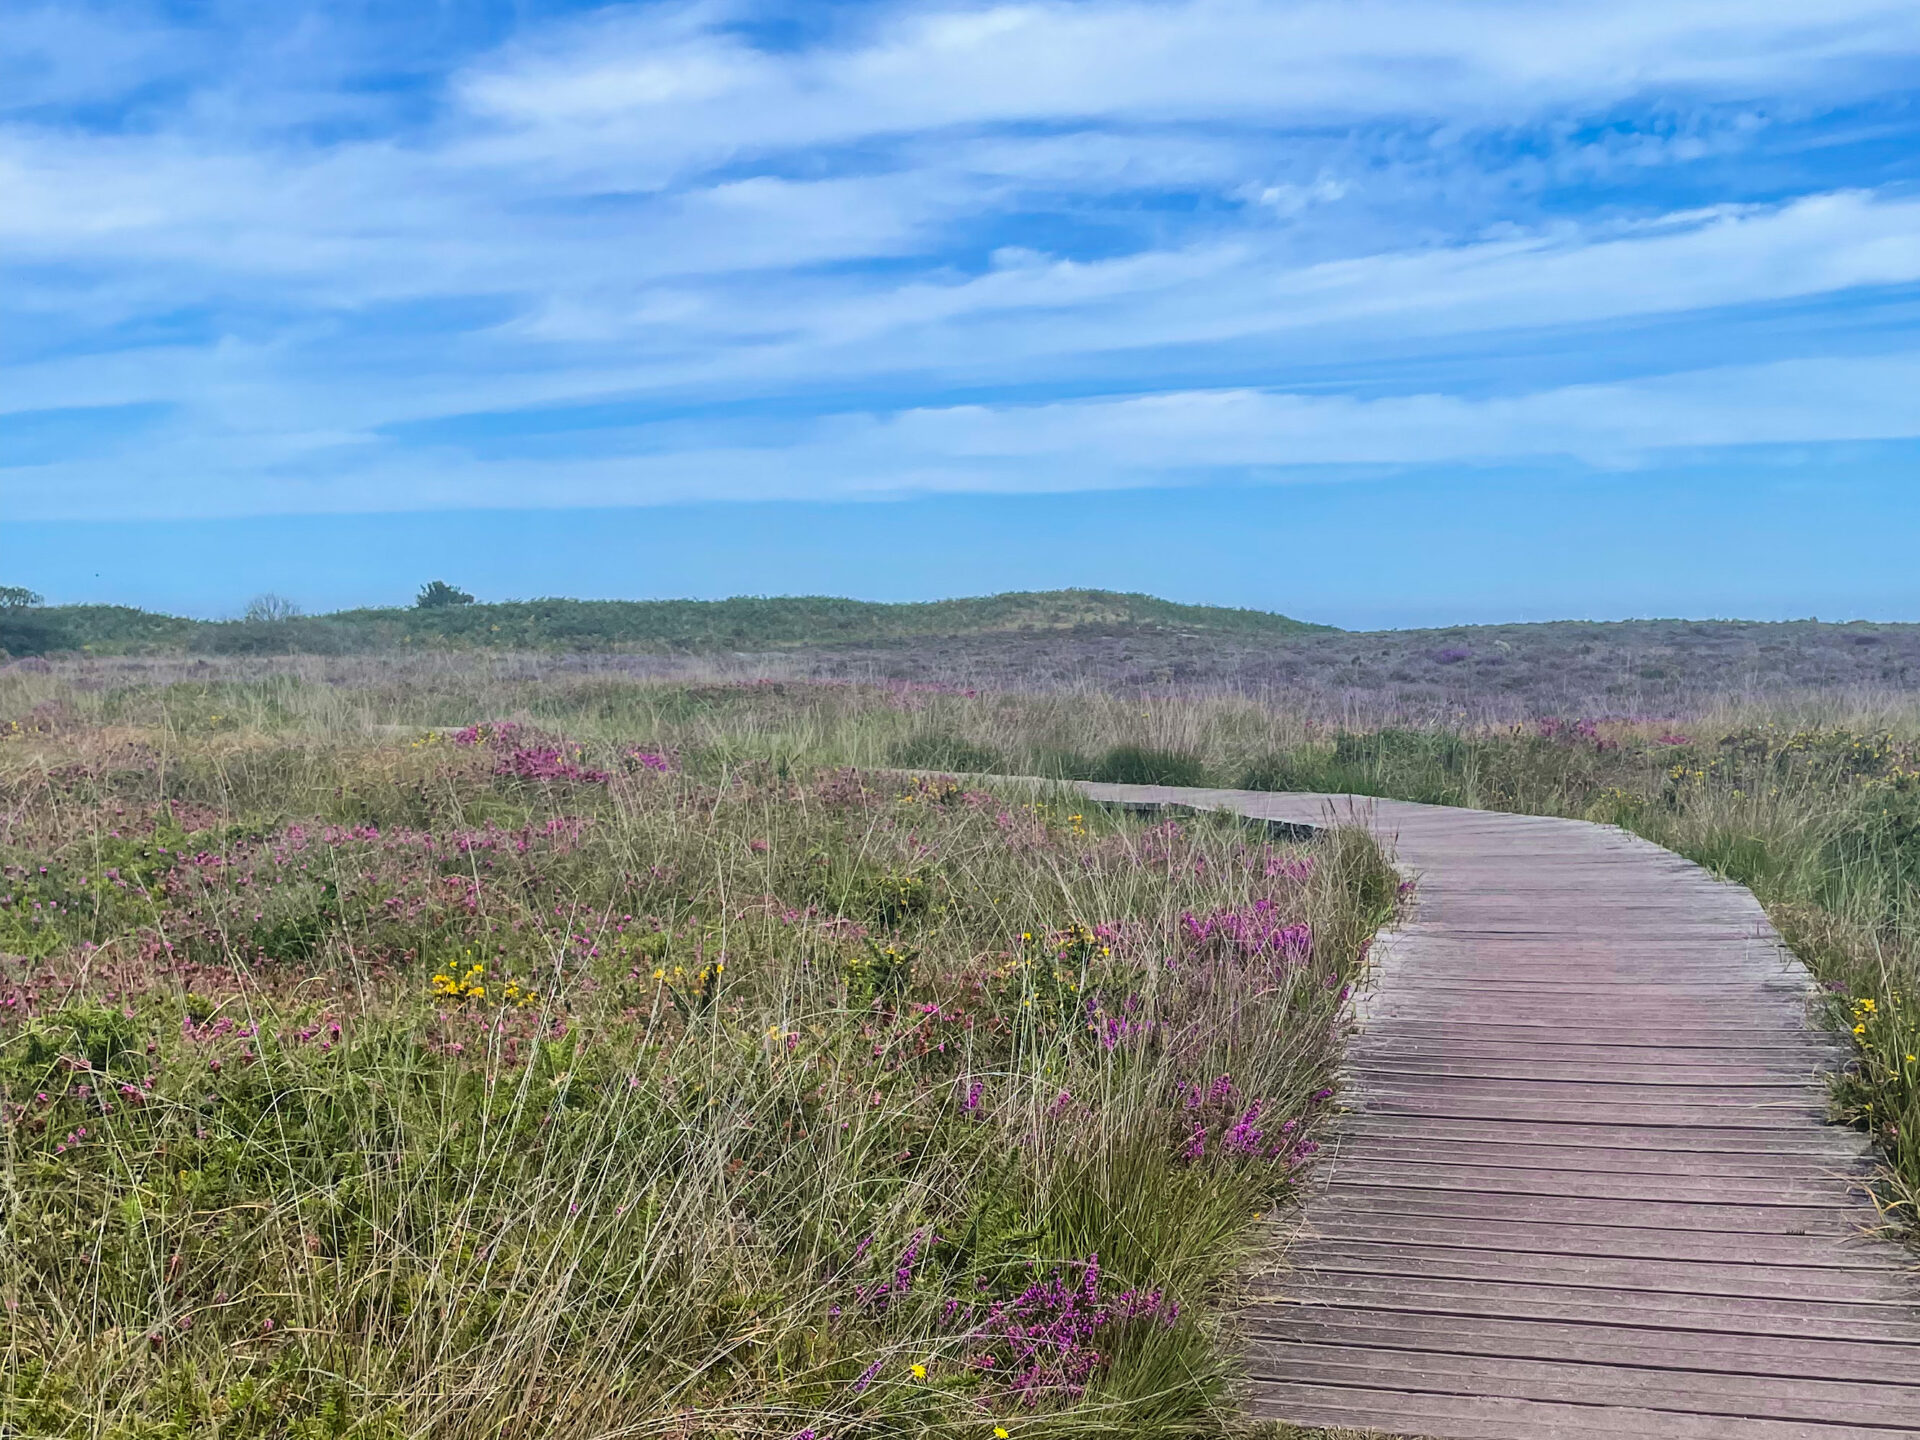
<box><xmin>889</xmin><ymin>730</ymin><xmax>1002</xmax><ymax>774</ymax></box>
<box><xmin>1239</xmin><ymin>749</ymin><xmax>1344</xmax><ymax>793</ymax></box>
<box><xmin>0</xmin><ymin>607</ymin><xmax>71</xmax><ymax>657</ymax></box>
<box><xmin>1030</xmin><ymin>746</ymin><xmax>1097</xmax><ymax>780</ymax></box>
<box><xmin>1086</xmin><ymin>744</ymin><xmax>1213</xmax><ymax>787</ymax></box>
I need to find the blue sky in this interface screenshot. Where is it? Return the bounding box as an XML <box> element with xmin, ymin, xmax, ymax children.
<box><xmin>4</xmin><ymin>0</ymin><xmax>1919</xmax><ymax>624</ymax></box>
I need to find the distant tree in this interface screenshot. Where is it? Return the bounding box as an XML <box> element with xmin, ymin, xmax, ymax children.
<box><xmin>244</xmin><ymin>593</ymin><xmax>303</xmax><ymax>623</ymax></box>
<box><xmin>0</xmin><ymin>585</ymin><xmax>63</xmax><ymax>656</ymax></box>
<box><xmin>415</xmin><ymin>581</ymin><xmax>476</xmax><ymax>609</ymax></box>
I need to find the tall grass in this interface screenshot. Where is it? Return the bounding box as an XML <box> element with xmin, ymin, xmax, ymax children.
<box><xmin>0</xmin><ymin>694</ymin><xmax>1395</xmax><ymax>1438</ymax></box>
<box><xmin>19</xmin><ymin>659</ymin><xmax>1902</xmax><ymax>1221</ymax></box>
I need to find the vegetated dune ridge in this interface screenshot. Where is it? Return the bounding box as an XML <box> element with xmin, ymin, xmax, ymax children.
<box><xmin>5</xmin><ymin>588</ymin><xmax>1330</xmax><ymax>658</ymax></box>
<box><xmin>10</xmin><ymin>589</ymin><xmax>1920</xmax><ymax>720</ymax></box>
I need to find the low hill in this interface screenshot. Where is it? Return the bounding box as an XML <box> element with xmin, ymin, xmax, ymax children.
<box><xmin>3</xmin><ymin>589</ymin><xmax>1335</xmax><ymax>657</ymax></box>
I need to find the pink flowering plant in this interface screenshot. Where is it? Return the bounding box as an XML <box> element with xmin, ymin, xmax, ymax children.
<box><xmin>0</xmin><ymin>685</ymin><xmax>1396</xmax><ymax>1439</ymax></box>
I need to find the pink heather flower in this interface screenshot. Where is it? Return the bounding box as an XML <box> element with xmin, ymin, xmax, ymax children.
<box><xmin>1183</xmin><ymin>1123</ymin><xmax>1207</xmax><ymax>1160</ymax></box>
<box><xmin>1224</xmin><ymin>1101</ymin><xmax>1265</xmax><ymax>1156</ymax></box>
<box><xmin>895</xmin><ymin>1232</ymin><xmax>923</xmax><ymax>1290</ymax></box>
<box><xmin>496</xmin><ymin>746</ymin><xmax>609</xmax><ymax>784</ymax></box>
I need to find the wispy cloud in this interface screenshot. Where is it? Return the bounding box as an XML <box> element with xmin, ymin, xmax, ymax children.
<box><xmin>2</xmin><ymin>0</ymin><xmax>1918</xmax><ymax>520</ymax></box>
<box><xmin>12</xmin><ymin>348</ymin><xmax>1920</xmax><ymax>521</ymax></box>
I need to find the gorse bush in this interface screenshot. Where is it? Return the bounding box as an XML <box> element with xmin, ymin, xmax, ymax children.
<box><xmin>0</xmin><ymin>700</ymin><xmax>1395</xmax><ymax>1438</ymax></box>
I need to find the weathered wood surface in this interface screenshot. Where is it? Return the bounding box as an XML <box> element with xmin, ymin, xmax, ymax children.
<box><xmin>1075</xmin><ymin>784</ymin><xmax>1920</xmax><ymax>1439</ymax></box>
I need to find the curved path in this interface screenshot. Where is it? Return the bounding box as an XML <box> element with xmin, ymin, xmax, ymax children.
<box><xmin>1076</xmin><ymin>784</ymin><xmax>1920</xmax><ymax>1439</ymax></box>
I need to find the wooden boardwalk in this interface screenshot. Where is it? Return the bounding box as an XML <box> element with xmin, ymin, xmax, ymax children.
<box><xmin>1076</xmin><ymin>784</ymin><xmax>1920</xmax><ymax>1439</ymax></box>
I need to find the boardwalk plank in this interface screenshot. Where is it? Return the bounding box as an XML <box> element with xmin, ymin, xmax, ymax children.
<box><xmin>1245</xmin><ymin>1308</ymin><xmax>1920</xmax><ymax>1380</ymax></box>
<box><xmin>1270</xmin><ymin>1272</ymin><xmax>1920</xmax><ymax>1343</ymax></box>
<box><xmin>1301</xmin><ymin>1214</ymin><xmax>1897</xmax><ymax>1267</ymax></box>
<box><xmin>1300</xmin><ymin>1239</ymin><xmax>1920</xmax><ymax>1302</ymax></box>
<box><xmin>1242</xmin><ymin>1341</ymin><xmax>1920</xmax><ymax>1425</ymax></box>
<box><xmin>1324</xmin><ymin>1141</ymin><xmax>1877</xmax><ymax>1181</ymax></box>
<box><xmin>1319</xmin><ymin>1183</ymin><xmax>1872</xmax><ymax>1228</ymax></box>
<box><xmin>1245</xmin><ymin>1382</ymin><xmax>1909</xmax><ymax>1440</ymax></box>
<box><xmin>1323</xmin><ymin>1162</ymin><xmax>1868</xmax><ymax>1205</ymax></box>
<box><xmin>1337</xmin><ymin>1115</ymin><xmax>1868</xmax><ymax>1155</ymax></box>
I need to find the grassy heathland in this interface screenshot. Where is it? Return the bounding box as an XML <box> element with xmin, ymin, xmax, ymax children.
<box><xmin>0</xmin><ymin>672</ymin><xmax>1395</xmax><ymax>1438</ymax></box>
<box><xmin>1</xmin><ymin>590</ymin><xmax>1332</xmax><ymax>659</ymax></box>
<box><xmin>6</xmin><ymin>657</ymin><xmax>1917</xmax><ymax>1438</ymax></box>
<box><xmin>15</xmin><ymin>660</ymin><xmax>1909</xmax><ymax>1221</ymax></box>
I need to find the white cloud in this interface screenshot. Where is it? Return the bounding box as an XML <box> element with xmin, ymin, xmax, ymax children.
<box><xmin>3</xmin><ymin>0</ymin><xmax>1919</xmax><ymax>518</ymax></box>
<box><xmin>8</xmin><ymin>180</ymin><xmax>1916</xmax><ymax>421</ymax></box>
<box><xmin>7</xmin><ymin>349</ymin><xmax>1920</xmax><ymax>520</ymax></box>
<box><xmin>461</xmin><ymin>0</ymin><xmax>1920</xmax><ymax>157</ymax></box>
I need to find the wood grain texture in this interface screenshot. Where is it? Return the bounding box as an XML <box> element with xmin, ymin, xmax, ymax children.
<box><xmin>1074</xmin><ymin>784</ymin><xmax>1920</xmax><ymax>1439</ymax></box>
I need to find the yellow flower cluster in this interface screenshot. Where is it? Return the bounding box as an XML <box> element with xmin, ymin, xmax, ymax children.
<box><xmin>1056</xmin><ymin>919</ymin><xmax>1110</xmax><ymax>957</ymax></box>
<box><xmin>432</xmin><ymin>962</ymin><xmax>489</xmax><ymax>1001</ymax></box>
<box><xmin>431</xmin><ymin>957</ymin><xmax>536</xmax><ymax>1007</ymax></box>
<box><xmin>652</xmin><ymin>962</ymin><xmax>723</xmax><ymax>984</ymax></box>
<box><xmin>898</xmin><ymin>778</ymin><xmax>963</xmax><ymax>805</ymax></box>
